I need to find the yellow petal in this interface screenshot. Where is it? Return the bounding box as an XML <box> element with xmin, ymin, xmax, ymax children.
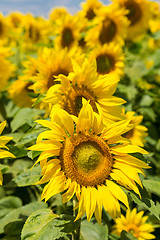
<box><xmin>98</xmin><ymin>185</ymin><xmax>120</xmax><ymax>219</ymax></box>
<box><xmin>0</xmin><ymin>170</ymin><xmax>3</xmax><ymax>185</ymax></box>
<box><xmin>98</xmin><ymin>96</ymin><xmax>126</xmax><ymax>106</ymax></box>
<box><xmin>28</xmin><ymin>140</ymin><xmax>62</xmax><ymax>151</ymax></box>
<box><xmin>36</xmin><ymin>130</ymin><xmax>64</xmax><ymax>143</ymax></box>
<box><xmin>76</xmin><ymin>101</ymin><xmax>94</xmax><ymax>133</ymax></box>
<box><xmin>51</xmin><ymin>108</ymin><xmax>74</xmax><ymax>136</ymax></box>
<box><xmin>0</xmin><ymin>121</ymin><xmax>6</xmax><ymax>135</ymax></box>
<box><xmin>115</xmin><ymin>155</ymin><xmax>150</xmax><ymax>169</ymax></box>
<box><xmin>0</xmin><ymin>150</ymin><xmax>15</xmax><ymax>159</ymax></box>
<box><xmin>62</xmin><ymin>181</ymin><xmax>77</xmax><ymax>203</ymax></box>
<box><xmin>106</xmin><ymin>180</ymin><xmax>129</xmax><ymax>208</ymax></box>
<box><xmin>111</xmin><ymin>145</ymin><xmax>148</xmax><ymax>154</ymax></box>
<box><xmin>41</xmin><ymin>173</ymin><xmax>65</xmax><ymax>201</ymax></box>
<box><xmin>102</xmin><ymin>120</ymin><xmax>130</xmax><ymax>140</ymax></box>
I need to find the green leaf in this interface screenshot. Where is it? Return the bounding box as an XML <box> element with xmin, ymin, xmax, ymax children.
<box><xmin>129</xmin><ymin>187</ymin><xmax>160</xmax><ymax>220</ymax></box>
<box><xmin>16</xmin><ymin>126</ymin><xmax>45</xmax><ymax>146</ymax></box>
<box><xmin>3</xmin><ymin>220</ymin><xmax>25</xmax><ymax>240</ymax></box>
<box><xmin>81</xmin><ymin>219</ymin><xmax>108</xmax><ymax>240</ymax></box>
<box><xmin>0</xmin><ymin>196</ymin><xmax>22</xmax><ymax>219</ymax></box>
<box><xmin>0</xmin><ymin>163</ymin><xmax>9</xmax><ymax>173</ymax></box>
<box><xmin>31</xmin><ymin>94</ymin><xmax>46</xmax><ymax>107</ymax></box>
<box><xmin>0</xmin><ymin>201</ymin><xmax>47</xmax><ymax>233</ymax></box>
<box><xmin>138</xmin><ymin>107</ymin><xmax>156</xmax><ymax>122</ymax></box>
<box><xmin>142</xmin><ymin>179</ymin><xmax>160</xmax><ymax>197</ymax></box>
<box><xmin>125</xmin><ymin>60</ymin><xmax>148</xmax><ymax>80</ymax></box>
<box><xmin>13</xmin><ymin>165</ymin><xmax>41</xmax><ymax>187</ymax></box>
<box><xmin>21</xmin><ymin>210</ymin><xmax>80</xmax><ymax>240</ymax></box>
<box><xmin>121</xmin><ymin>230</ymin><xmax>138</xmax><ymax>240</ymax></box>
<box><xmin>7</xmin><ymin>159</ymin><xmax>33</xmax><ymax>176</ymax></box>
<box><xmin>109</xmin><ymin>234</ymin><xmax>120</xmax><ymax>240</ymax></box>
<box><xmin>8</xmin><ymin>145</ymin><xmax>28</xmax><ymax>158</ymax></box>
<box><xmin>10</xmin><ymin>108</ymin><xmax>44</xmax><ymax>132</ymax></box>
<box><xmin>151</xmin><ymin>31</ymin><xmax>160</xmax><ymax>40</ymax></box>
<box><xmin>140</xmin><ymin>95</ymin><xmax>154</xmax><ymax>107</ymax></box>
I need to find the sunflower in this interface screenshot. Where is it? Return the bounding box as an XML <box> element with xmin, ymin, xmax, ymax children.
<box><xmin>44</xmin><ymin>59</ymin><xmax>125</xmax><ymax>122</ymax></box>
<box><xmin>85</xmin><ymin>4</ymin><xmax>129</xmax><ymax>47</ymax></box>
<box><xmin>0</xmin><ymin>47</ymin><xmax>15</xmax><ymax>92</ymax></box>
<box><xmin>8</xmin><ymin>56</ymin><xmax>38</xmax><ymax>107</ymax></box>
<box><xmin>0</xmin><ymin>13</ymin><xmax>10</xmax><ymax>41</ymax></box>
<box><xmin>89</xmin><ymin>43</ymin><xmax>124</xmax><ymax>76</ymax></box>
<box><xmin>21</xmin><ymin>14</ymin><xmax>50</xmax><ymax>52</ymax></box>
<box><xmin>0</xmin><ymin>121</ymin><xmax>15</xmax><ymax>185</ymax></box>
<box><xmin>6</xmin><ymin>12</ymin><xmax>25</xmax><ymax>44</ymax></box>
<box><xmin>112</xmin><ymin>208</ymin><xmax>155</xmax><ymax>240</ymax></box>
<box><xmin>31</xmin><ymin>47</ymin><xmax>83</xmax><ymax>95</ymax></box>
<box><xmin>49</xmin><ymin>7</ymin><xmax>69</xmax><ymax>22</ymax></box>
<box><xmin>79</xmin><ymin>0</ymin><xmax>103</xmax><ymax>20</ymax></box>
<box><xmin>121</xmin><ymin>111</ymin><xmax>148</xmax><ymax>147</ymax></box>
<box><xmin>28</xmin><ymin>102</ymin><xmax>150</xmax><ymax>223</ymax></box>
<box><xmin>54</xmin><ymin>13</ymin><xmax>83</xmax><ymax>49</ymax></box>
<box><xmin>113</xmin><ymin>0</ymin><xmax>152</xmax><ymax>40</ymax></box>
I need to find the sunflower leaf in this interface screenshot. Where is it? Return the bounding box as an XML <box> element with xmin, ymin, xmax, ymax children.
<box><xmin>13</xmin><ymin>165</ymin><xmax>41</xmax><ymax>187</ymax></box>
<box><xmin>121</xmin><ymin>230</ymin><xmax>138</xmax><ymax>240</ymax></box>
<box><xmin>21</xmin><ymin>210</ymin><xmax>80</xmax><ymax>240</ymax></box>
<box><xmin>129</xmin><ymin>186</ymin><xmax>160</xmax><ymax>220</ymax></box>
<box><xmin>81</xmin><ymin>219</ymin><xmax>108</xmax><ymax>240</ymax></box>
<box><xmin>0</xmin><ymin>200</ymin><xmax>47</xmax><ymax>234</ymax></box>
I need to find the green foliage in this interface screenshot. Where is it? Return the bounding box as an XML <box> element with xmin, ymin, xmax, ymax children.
<box><xmin>81</xmin><ymin>219</ymin><xmax>108</xmax><ymax>240</ymax></box>
<box><xmin>129</xmin><ymin>187</ymin><xmax>160</xmax><ymax>220</ymax></box>
<box><xmin>0</xmin><ymin>4</ymin><xmax>160</xmax><ymax>240</ymax></box>
<box><xmin>121</xmin><ymin>231</ymin><xmax>138</xmax><ymax>240</ymax></box>
<box><xmin>0</xmin><ymin>197</ymin><xmax>47</xmax><ymax>234</ymax></box>
<box><xmin>21</xmin><ymin>210</ymin><xmax>80</xmax><ymax>240</ymax></box>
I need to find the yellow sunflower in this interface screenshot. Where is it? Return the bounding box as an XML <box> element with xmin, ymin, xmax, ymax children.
<box><xmin>44</xmin><ymin>59</ymin><xmax>125</xmax><ymax>122</ymax></box>
<box><xmin>49</xmin><ymin>7</ymin><xmax>69</xmax><ymax>22</ymax></box>
<box><xmin>21</xmin><ymin>14</ymin><xmax>50</xmax><ymax>52</ymax></box>
<box><xmin>85</xmin><ymin>4</ymin><xmax>129</xmax><ymax>47</ymax></box>
<box><xmin>112</xmin><ymin>208</ymin><xmax>155</xmax><ymax>240</ymax></box>
<box><xmin>31</xmin><ymin>47</ymin><xmax>83</xmax><ymax>94</ymax></box>
<box><xmin>0</xmin><ymin>13</ymin><xmax>10</xmax><ymax>41</ymax></box>
<box><xmin>113</xmin><ymin>0</ymin><xmax>152</xmax><ymax>40</ymax></box>
<box><xmin>28</xmin><ymin>102</ymin><xmax>150</xmax><ymax>223</ymax></box>
<box><xmin>6</xmin><ymin>12</ymin><xmax>25</xmax><ymax>45</ymax></box>
<box><xmin>0</xmin><ymin>47</ymin><xmax>15</xmax><ymax>92</ymax></box>
<box><xmin>89</xmin><ymin>42</ymin><xmax>124</xmax><ymax>76</ymax></box>
<box><xmin>54</xmin><ymin>13</ymin><xmax>83</xmax><ymax>49</ymax></box>
<box><xmin>79</xmin><ymin>0</ymin><xmax>103</xmax><ymax>20</ymax></box>
<box><xmin>8</xmin><ymin>57</ymin><xmax>38</xmax><ymax>107</ymax></box>
<box><xmin>0</xmin><ymin>121</ymin><xmax>15</xmax><ymax>185</ymax></box>
<box><xmin>122</xmin><ymin>111</ymin><xmax>148</xmax><ymax>147</ymax></box>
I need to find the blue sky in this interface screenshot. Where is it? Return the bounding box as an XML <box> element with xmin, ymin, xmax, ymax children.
<box><xmin>0</xmin><ymin>0</ymin><xmax>108</xmax><ymax>18</ymax></box>
<box><xmin>0</xmin><ymin>0</ymin><xmax>159</xmax><ymax>18</ymax></box>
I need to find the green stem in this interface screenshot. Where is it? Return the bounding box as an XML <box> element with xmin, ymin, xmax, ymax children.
<box><xmin>72</xmin><ymin>197</ymin><xmax>81</xmax><ymax>240</ymax></box>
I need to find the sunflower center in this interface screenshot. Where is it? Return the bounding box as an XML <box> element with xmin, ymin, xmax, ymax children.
<box><xmin>47</xmin><ymin>68</ymin><xmax>69</xmax><ymax>89</ymax></box>
<box><xmin>28</xmin><ymin>25</ymin><xmax>40</xmax><ymax>42</ymax></box>
<box><xmin>61</xmin><ymin>27</ymin><xmax>74</xmax><ymax>48</ymax></box>
<box><xmin>64</xmin><ymin>87</ymin><xmax>97</xmax><ymax>116</ymax></box>
<box><xmin>124</xmin><ymin>1</ymin><xmax>142</xmax><ymax>26</ymax></box>
<box><xmin>129</xmin><ymin>229</ymin><xmax>135</xmax><ymax>235</ymax></box>
<box><xmin>0</xmin><ymin>21</ymin><xmax>4</xmax><ymax>36</ymax></box>
<box><xmin>78</xmin><ymin>37</ymin><xmax>86</xmax><ymax>48</ymax></box>
<box><xmin>86</xmin><ymin>8</ymin><xmax>96</xmax><ymax>20</ymax></box>
<box><xmin>61</xmin><ymin>133</ymin><xmax>113</xmax><ymax>186</ymax></box>
<box><xmin>99</xmin><ymin>18</ymin><xmax>117</xmax><ymax>44</ymax></box>
<box><xmin>96</xmin><ymin>54</ymin><xmax>115</xmax><ymax>74</ymax></box>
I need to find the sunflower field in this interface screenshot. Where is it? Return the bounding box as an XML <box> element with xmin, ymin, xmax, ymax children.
<box><xmin>0</xmin><ymin>0</ymin><xmax>160</xmax><ymax>239</ymax></box>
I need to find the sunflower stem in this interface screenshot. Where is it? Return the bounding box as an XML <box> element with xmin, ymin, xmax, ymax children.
<box><xmin>72</xmin><ymin>197</ymin><xmax>81</xmax><ymax>240</ymax></box>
